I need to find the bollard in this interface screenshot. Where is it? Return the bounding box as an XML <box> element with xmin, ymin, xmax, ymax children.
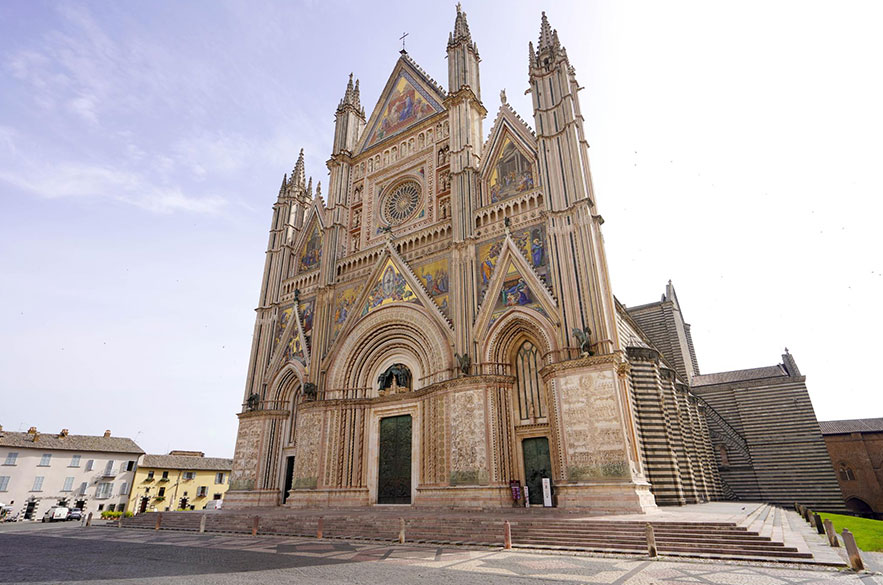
<box><xmin>813</xmin><ymin>513</ymin><xmax>825</xmax><ymax>534</ymax></box>
<box><xmin>804</xmin><ymin>507</ymin><xmax>812</xmax><ymax>522</ymax></box>
<box><xmin>118</xmin><ymin>515</ymin><xmax>123</xmax><ymax>529</ymax></box>
<box><xmin>154</xmin><ymin>512</ymin><xmax>162</xmax><ymax>531</ymax></box>
<box><xmin>252</xmin><ymin>516</ymin><xmax>260</xmax><ymax>536</ymax></box>
<box><xmin>503</xmin><ymin>521</ymin><xmax>512</xmax><ymax>550</ymax></box>
<box><xmin>398</xmin><ymin>518</ymin><xmax>405</xmax><ymax>544</ymax></box>
<box><xmin>794</xmin><ymin>502</ymin><xmax>800</xmax><ymax>513</ymax></box>
<box><xmin>646</xmin><ymin>523</ymin><xmax>658</xmax><ymax>558</ymax></box>
<box><xmin>199</xmin><ymin>514</ymin><xmax>206</xmax><ymax>534</ymax></box>
<box><xmin>841</xmin><ymin>529</ymin><xmax>864</xmax><ymax>571</ymax></box>
<box><xmin>823</xmin><ymin>519</ymin><xmax>839</xmax><ymax>547</ymax></box>
<box><xmin>86</xmin><ymin>512</ymin><xmax>93</xmax><ymax>527</ymax></box>
<box><xmin>317</xmin><ymin>516</ymin><xmax>324</xmax><ymax>539</ymax></box>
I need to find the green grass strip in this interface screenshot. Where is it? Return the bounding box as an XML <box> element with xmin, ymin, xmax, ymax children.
<box><xmin>819</xmin><ymin>512</ymin><xmax>883</xmax><ymax>552</ymax></box>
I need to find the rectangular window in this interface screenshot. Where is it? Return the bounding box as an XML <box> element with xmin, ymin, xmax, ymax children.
<box><xmin>62</xmin><ymin>477</ymin><xmax>74</xmax><ymax>492</ymax></box>
<box><xmin>85</xmin><ymin>460</ymin><xmax>94</xmax><ymax>471</ymax></box>
<box><xmin>32</xmin><ymin>476</ymin><xmax>44</xmax><ymax>491</ymax></box>
<box><xmin>0</xmin><ymin>476</ymin><xmax>9</xmax><ymax>491</ymax></box>
<box><xmin>147</xmin><ymin>470</ymin><xmax>154</xmax><ymax>480</ymax></box>
<box><xmin>161</xmin><ymin>471</ymin><xmax>169</xmax><ymax>480</ymax></box>
<box><xmin>98</xmin><ymin>504</ymin><xmax>104</xmax><ymax>511</ymax></box>
<box><xmin>126</xmin><ymin>461</ymin><xmax>135</xmax><ymax>472</ymax></box>
<box><xmin>69</xmin><ymin>455</ymin><xmax>81</xmax><ymax>467</ymax></box>
<box><xmin>39</xmin><ymin>454</ymin><xmax>52</xmax><ymax>466</ymax></box>
<box><xmin>108</xmin><ymin>504</ymin><xmax>116</xmax><ymax>512</ymax></box>
<box><xmin>215</xmin><ymin>472</ymin><xmax>225</xmax><ymax>485</ymax></box>
<box><xmin>183</xmin><ymin>471</ymin><xmax>195</xmax><ymax>480</ymax></box>
<box><xmin>3</xmin><ymin>453</ymin><xmax>18</xmax><ymax>465</ymax></box>
<box><xmin>78</xmin><ymin>482</ymin><xmax>87</xmax><ymax>495</ymax></box>
<box><xmin>197</xmin><ymin>486</ymin><xmax>207</xmax><ymax>497</ymax></box>
<box><xmin>213</xmin><ymin>493</ymin><xmax>222</xmax><ymax>500</ymax></box>
<box><xmin>158</xmin><ymin>487</ymin><xmax>166</xmax><ymax>497</ymax></box>
<box><xmin>96</xmin><ymin>482</ymin><xmax>113</xmax><ymax>499</ymax></box>
<box><xmin>104</xmin><ymin>460</ymin><xmax>114</xmax><ymax>475</ymax></box>
<box><xmin>120</xmin><ymin>482</ymin><xmax>129</xmax><ymax>495</ymax></box>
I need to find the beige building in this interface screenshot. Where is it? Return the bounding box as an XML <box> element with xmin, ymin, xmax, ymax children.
<box><xmin>127</xmin><ymin>451</ymin><xmax>232</xmax><ymax>513</ymax></box>
<box><xmin>0</xmin><ymin>426</ymin><xmax>142</xmax><ymax>520</ymax></box>
<box><xmin>226</xmin><ymin>8</ymin><xmax>841</xmax><ymax>513</ymax></box>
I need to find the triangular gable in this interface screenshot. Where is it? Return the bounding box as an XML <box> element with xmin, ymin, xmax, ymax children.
<box><xmin>361</xmin><ymin>257</ymin><xmax>420</xmax><ymax>316</ymax></box>
<box><xmin>474</xmin><ymin>235</ymin><xmax>557</xmax><ymax>336</ymax></box>
<box><xmin>292</xmin><ymin>204</ymin><xmax>326</xmax><ymax>274</ymax></box>
<box><xmin>358</xmin><ymin>57</ymin><xmax>446</xmax><ymax>153</ymax></box>
<box><xmin>265</xmin><ymin>301</ymin><xmax>310</xmax><ymax>378</ymax></box>
<box><xmin>329</xmin><ymin>246</ymin><xmax>453</xmax><ymax>354</ymax></box>
<box><xmin>480</xmin><ymin>110</ymin><xmax>539</xmax><ymax>206</ymax></box>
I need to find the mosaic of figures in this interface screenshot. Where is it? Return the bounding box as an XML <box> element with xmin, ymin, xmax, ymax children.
<box><xmin>330</xmin><ymin>284</ymin><xmax>360</xmax><ymax>342</ymax></box>
<box><xmin>298</xmin><ymin>223</ymin><xmax>322</xmax><ymax>272</ymax></box>
<box><xmin>363</xmin><ymin>259</ymin><xmax>419</xmax><ymax>316</ymax></box>
<box><xmin>487</xmin><ymin>136</ymin><xmax>535</xmax><ymax>204</ymax></box>
<box><xmin>477</xmin><ymin>223</ymin><xmax>550</xmax><ymax>299</ymax></box>
<box><xmin>415</xmin><ymin>256</ymin><xmax>450</xmax><ymax>318</ymax></box>
<box><xmin>300</xmin><ymin>298</ymin><xmax>315</xmax><ymax>347</ymax></box>
<box><xmin>274</xmin><ymin>305</ymin><xmax>295</xmax><ymax>353</ymax></box>
<box><xmin>364</xmin><ymin>73</ymin><xmax>441</xmax><ymax>149</ymax></box>
<box><xmin>489</xmin><ymin>261</ymin><xmax>548</xmax><ymax>328</ymax></box>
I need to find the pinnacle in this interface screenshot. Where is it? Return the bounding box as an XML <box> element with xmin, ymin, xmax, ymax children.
<box><xmin>538</xmin><ymin>11</ymin><xmax>554</xmax><ymax>52</ymax></box>
<box><xmin>338</xmin><ymin>73</ymin><xmax>361</xmax><ymax>111</ymax></box>
<box><xmin>291</xmin><ymin>148</ymin><xmax>306</xmax><ymax>190</ymax></box>
<box><xmin>449</xmin><ymin>2</ymin><xmax>472</xmax><ymax>46</ymax></box>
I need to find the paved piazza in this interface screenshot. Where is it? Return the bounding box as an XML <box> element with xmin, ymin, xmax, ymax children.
<box><xmin>1</xmin><ymin>522</ymin><xmax>881</xmax><ymax>584</ymax></box>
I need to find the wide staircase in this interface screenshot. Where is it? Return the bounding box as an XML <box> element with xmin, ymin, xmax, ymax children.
<box><xmin>118</xmin><ymin>503</ymin><xmax>830</xmax><ymax>564</ymax></box>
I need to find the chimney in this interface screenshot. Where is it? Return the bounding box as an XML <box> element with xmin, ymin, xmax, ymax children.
<box><xmin>103</xmin><ymin>430</ymin><xmax>111</xmax><ymax>438</ymax></box>
<box><xmin>59</xmin><ymin>429</ymin><xmax>69</xmax><ymax>438</ymax></box>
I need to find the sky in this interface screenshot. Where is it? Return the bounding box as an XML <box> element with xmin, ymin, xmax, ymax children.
<box><xmin>1</xmin><ymin>1</ymin><xmax>881</xmax><ymax>458</ymax></box>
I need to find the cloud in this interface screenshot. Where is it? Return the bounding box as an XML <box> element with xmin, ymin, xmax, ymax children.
<box><xmin>0</xmin><ymin>152</ymin><xmax>227</xmax><ymax>215</ymax></box>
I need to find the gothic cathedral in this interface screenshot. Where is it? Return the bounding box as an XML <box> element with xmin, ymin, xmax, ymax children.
<box><xmin>226</xmin><ymin>8</ymin><xmax>727</xmax><ymax>512</ymax></box>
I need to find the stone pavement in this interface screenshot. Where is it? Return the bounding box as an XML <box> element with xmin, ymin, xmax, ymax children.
<box><xmin>2</xmin><ymin>522</ymin><xmax>881</xmax><ymax>585</ymax></box>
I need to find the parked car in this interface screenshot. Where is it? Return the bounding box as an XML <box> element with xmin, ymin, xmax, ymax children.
<box><xmin>203</xmin><ymin>500</ymin><xmax>223</xmax><ymax>510</ymax></box>
<box><xmin>67</xmin><ymin>508</ymin><xmax>83</xmax><ymax>521</ymax></box>
<box><xmin>41</xmin><ymin>506</ymin><xmax>69</xmax><ymax>522</ymax></box>
<box><xmin>1</xmin><ymin>505</ymin><xmax>16</xmax><ymax>522</ymax></box>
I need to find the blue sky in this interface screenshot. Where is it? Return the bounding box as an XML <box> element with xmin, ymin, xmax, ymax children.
<box><xmin>2</xmin><ymin>1</ymin><xmax>881</xmax><ymax>457</ymax></box>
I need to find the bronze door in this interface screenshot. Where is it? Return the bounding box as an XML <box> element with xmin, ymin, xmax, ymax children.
<box><xmin>522</xmin><ymin>437</ymin><xmax>552</xmax><ymax>506</ymax></box>
<box><xmin>378</xmin><ymin>415</ymin><xmax>412</xmax><ymax>504</ymax></box>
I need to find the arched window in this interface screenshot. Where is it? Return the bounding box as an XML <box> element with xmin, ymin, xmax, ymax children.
<box><xmin>718</xmin><ymin>444</ymin><xmax>730</xmax><ymax>467</ymax></box>
<box><xmin>515</xmin><ymin>341</ymin><xmax>545</xmax><ymax>421</ymax></box>
<box><xmin>839</xmin><ymin>463</ymin><xmax>856</xmax><ymax>481</ymax></box>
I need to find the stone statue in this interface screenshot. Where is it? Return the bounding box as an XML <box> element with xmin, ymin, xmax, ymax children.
<box><xmin>571</xmin><ymin>326</ymin><xmax>594</xmax><ymax>356</ymax></box>
<box><xmin>303</xmin><ymin>382</ymin><xmax>317</xmax><ymax>400</ymax></box>
<box><xmin>378</xmin><ymin>363</ymin><xmax>411</xmax><ymax>391</ymax></box>
<box><xmin>455</xmin><ymin>352</ymin><xmax>471</xmax><ymax>375</ymax></box>
<box><xmin>246</xmin><ymin>393</ymin><xmax>260</xmax><ymax>411</ymax></box>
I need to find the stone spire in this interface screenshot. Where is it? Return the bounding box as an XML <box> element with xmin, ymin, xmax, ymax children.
<box><xmin>449</xmin><ymin>2</ymin><xmax>473</xmax><ymax>47</ymax></box>
<box><xmin>290</xmin><ymin>148</ymin><xmax>306</xmax><ymax>191</ymax></box>
<box><xmin>531</xmin><ymin>11</ymin><xmax>566</xmax><ymax>70</ymax></box>
<box><xmin>446</xmin><ymin>3</ymin><xmax>481</xmax><ymax>97</ymax></box>
<box><xmin>333</xmin><ymin>73</ymin><xmax>366</xmax><ymax>155</ymax></box>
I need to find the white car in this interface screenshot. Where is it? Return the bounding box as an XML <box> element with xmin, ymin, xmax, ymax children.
<box><xmin>41</xmin><ymin>506</ymin><xmax>70</xmax><ymax>522</ymax></box>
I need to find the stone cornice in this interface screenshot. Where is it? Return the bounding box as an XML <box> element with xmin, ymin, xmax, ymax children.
<box><xmin>299</xmin><ymin>374</ymin><xmax>514</xmax><ymax>410</ymax></box>
<box><xmin>539</xmin><ymin>352</ymin><xmax>626</xmax><ymax>382</ymax></box>
<box><xmin>237</xmin><ymin>409</ymin><xmax>289</xmax><ymax>420</ymax></box>
<box><xmin>626</xmin><ymin>346</ymin><xmax>660</xmax><ymax>363</ymax></box>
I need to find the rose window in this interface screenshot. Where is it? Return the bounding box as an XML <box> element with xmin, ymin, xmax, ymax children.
<box><xmin>382</xmin><ymin>181</ymin><xmax>420</xmax><ymax>225</ymax></box>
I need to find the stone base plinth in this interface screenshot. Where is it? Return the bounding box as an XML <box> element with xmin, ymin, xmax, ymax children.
<box><xmin>223</xmin><ymin>489</ymin><xmax>280</xmax><ymax>509</ymax></box>
<box><xmin>285</xmin><ymin>488</ymin><xmax>371</xmax><ymax>508</ymax></box>
<box><xmin>554</xmin><ymin>480</ymin><xmax>656</xmax><ymax>513</ymax></box>
<box><xmin>415</xmin><ymin>486</ymin><xmax>513</xmax><ymax>508</ymax></box>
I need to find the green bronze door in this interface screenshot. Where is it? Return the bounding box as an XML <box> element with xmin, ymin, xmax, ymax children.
<box><xmin>378</xmin><ymin>415</ymin><xmax>412</xmax><ymax>504</ymax></box>
<box><xmin>522</xmin><ymin>437</ymin><xmax>552</xmax><ymax>506</ymax></box>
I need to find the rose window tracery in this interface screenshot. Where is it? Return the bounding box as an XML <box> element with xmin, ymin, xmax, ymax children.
<box><xmin>382</xmin><ymin>181</ymin><xmax>420</xmax><ymax>225</ymax></box>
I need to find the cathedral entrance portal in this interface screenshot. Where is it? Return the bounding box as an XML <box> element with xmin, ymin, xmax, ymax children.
<box><xmin>522</xmin><ymin>437</ymin><xmax>552</xmax><ymax>506</ymax></box>
<box><xmin>378</xmin><ymin>415</ymin><xmax>412</xmax><ymax>504</ymax></box>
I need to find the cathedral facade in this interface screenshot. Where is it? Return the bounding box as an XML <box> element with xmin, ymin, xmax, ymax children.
<box><xmin>224</xmin><ymin>8</ymin><xmax>798</xmax><ymax>512</ymax></box>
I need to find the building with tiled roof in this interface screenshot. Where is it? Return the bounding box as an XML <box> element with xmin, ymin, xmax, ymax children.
<box><xmin>820</xmin><ymin>418</ymin><xmax>883</xmax><ymax>518</ymax></box>
<box><xmin>127</xmin><ymin>450</ymin><xmax>232</xmax><ymax>514</ymax></box>
<box><xmin>0</xmin><ymin>426</ymin><xmax>143</xmax><ymax>521</ymax></box>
